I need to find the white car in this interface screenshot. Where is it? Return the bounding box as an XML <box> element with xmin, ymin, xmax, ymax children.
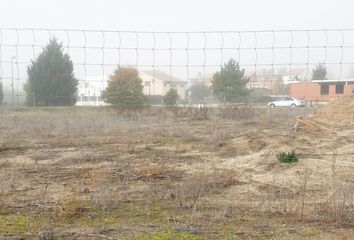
<box><xmin>268</xmin><ymin>97</ymin><xmax>305</xmax><ymax>108</ymax></box>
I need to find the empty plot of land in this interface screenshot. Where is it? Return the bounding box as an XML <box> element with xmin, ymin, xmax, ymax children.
<box><xmin>0</xmin><ymin>105</ymin><xmax>354</xmax><ymax>239</ymax></box>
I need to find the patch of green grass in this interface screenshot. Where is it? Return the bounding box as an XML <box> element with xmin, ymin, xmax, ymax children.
<box><xmin>135</xmin><ymin>231</ymin><xmax>204</xmax><ymax>240</ymax></box>
<box><xmin>262</xmin><ymin>235</ymin><xmax>275</xmax><ymax>240</ymax></box>
<box><xmin>215</xmin><ymin>225</ymin><xmax>235</xmax><ymax>240</ymax></box>
<box><xmin>71</xmin><ymin>210</ymin><xmax>121</xmax><ymax>229</ymax></box>
<box><xmin>302</xmin><ymin>230</ymin><xmax>320</xmax><ymax>238</ymax></box>
<box><xmin>277</xmin><ymin>150</ymin><xmax>298</xmax><ymax>163</ymax></box>
<box><xmin>0</xmin><ymin>214</ymin><xmax>40</xmax><ymax>234</ymax></box>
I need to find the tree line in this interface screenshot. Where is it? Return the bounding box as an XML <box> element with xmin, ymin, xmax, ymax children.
<box><xmin>0</xmin><ymin>38</ymin><xmax>328</xmax><ymax>107</ymax></box>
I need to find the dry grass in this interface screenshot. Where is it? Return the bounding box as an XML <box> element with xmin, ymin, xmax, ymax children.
<box><xmin>0</xmin><ymin>106</ymin><xmax>353</xmax><ymax>239</ymax></box>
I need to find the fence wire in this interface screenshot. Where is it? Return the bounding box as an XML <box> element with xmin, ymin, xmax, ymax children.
<box><xmin>0</xmin><ymin>28</ymin><xmax>354</xmax><ymax>106</ymax></box>
<box><xmin>1</xmin><ymin>29</ymin><xmax>354</xmax><ymax>239</ymax></box>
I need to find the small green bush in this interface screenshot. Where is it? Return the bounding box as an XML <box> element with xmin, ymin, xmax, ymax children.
<box><xmin>163</xmin><ymin>89</ymin><xmax>179</xmax><ymax>106</ymax></box>
<box><xmin>277</xmin><ymin>150</ymin><xmax>298</xmax><ymax>163</ymax></box>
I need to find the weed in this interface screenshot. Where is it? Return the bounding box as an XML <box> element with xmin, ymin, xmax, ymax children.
<box><xmin>277</xmin><ymin>150</ymin><xmax>298</xmax><ymax>163</ymax></box>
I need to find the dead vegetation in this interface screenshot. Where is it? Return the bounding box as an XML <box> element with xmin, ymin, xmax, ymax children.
<box><xmin>313</xmin><ymin>96</ymin><xmax>354</xmax><ymax>124</ymax></box>
<box><xmin>0</xmin><ymin>101</ymin><xmax>354</xmax><ymax>239</ymax></box>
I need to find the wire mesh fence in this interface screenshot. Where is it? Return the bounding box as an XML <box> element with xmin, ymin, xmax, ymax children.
<box><xmin>1</xmin><ymin>28</ymin><xmax>354</xmax><ymax>107</ymax></box>
<box><xmin>1</xmin><ymin>28</ymin><xmax>354</xmax><ymax>239</ymax></box>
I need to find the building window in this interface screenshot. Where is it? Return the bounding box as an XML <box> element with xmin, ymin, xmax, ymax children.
<box><xmin>84</xmin><ymin>82</ymin><xmax>89</xmax><ymax>88</ymax></box>
<box><xmin>145</xmin><ymin>81</ymin><xmax>151</xmax><ymax>86</ymax></box>
<box><xmin>90</xmin><ymin>96</ymin><xmax>97</xmax><ymax>101</ymax></box>
<box><xmin>335</xmin><ymin>84</ymin><xmax>344</xmax><ymax>94</ymax></box>
<box><xmin>320</xmin><ymin>84</ymin><xmax>329</xmax><ymax>95</ymax></box>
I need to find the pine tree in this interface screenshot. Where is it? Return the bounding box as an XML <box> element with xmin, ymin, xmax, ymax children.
<box><xmin>312</xmin><ymin>63</ymin><xmax>327</xmax><ymax>80</ymax></box>
<box><xmin>211</xmin><ymin>59</ymin><xmax>250</xmax><ymax>104</ymax></box>
<box><xmin>102</xmin><ymin>67</ymin><xmax>145</xmax><ymax>107</ymax></box>
<box><xmin>25</xmin><ymin>38</ymin><xmax>78</xmax><ymax>106</ymax></box>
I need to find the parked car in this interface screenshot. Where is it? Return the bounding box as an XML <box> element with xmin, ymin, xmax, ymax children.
<box><xmin>268</xmin><ymin>96</ymin><xmax>305</xmax><ymax>108</ymax></box>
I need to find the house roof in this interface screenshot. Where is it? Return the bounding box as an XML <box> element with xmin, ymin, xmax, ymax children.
<box><xmin>311</xmin><ymin>79</ymin><xmax>354</xmax><ymax>84</ymax></box>
<box><xmin>245</xmin><ymin>68</ymin><xmax>308</xmax><ymax>77</ymax></box>
<box><xmin>142</xmin><ymin>70</ymin><xmax>186</xmax><ymax>83</ymax></box>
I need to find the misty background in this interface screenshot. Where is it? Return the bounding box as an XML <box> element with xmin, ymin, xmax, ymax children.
<box><xmin>1</xmin><ymin>0</ymin><xmax>354</xmax><ymax>104</ymax></box>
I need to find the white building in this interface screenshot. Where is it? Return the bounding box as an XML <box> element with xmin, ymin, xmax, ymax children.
<box><xmin>278</xmin><ymin>68</ymin><xmax>308</xmax><ymax>85</ymax></box>
<box><xmin>76</xmin><ymin>71</ymin><xmax>187</xmax><ymax>106</ymax></box>
<box><xmin>76</xmin><ymin>75</ymin><xmax>108</xmax><ymax>106</ymax></box>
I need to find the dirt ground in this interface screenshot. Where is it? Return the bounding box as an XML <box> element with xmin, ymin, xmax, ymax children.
<box><xmin>0</xmin><ymin>105</ymin><xmax>354</xmax><ymax>239</ymax></box>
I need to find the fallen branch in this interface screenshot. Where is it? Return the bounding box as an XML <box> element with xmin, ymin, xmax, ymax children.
<box><xmin>295</xmin><ymin>117</ymin><xmax>334</xmax><ymax>133</ymax></box>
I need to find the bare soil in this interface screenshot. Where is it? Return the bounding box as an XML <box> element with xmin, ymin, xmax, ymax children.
<box><xmin>0</xmin><ymin>106</ymin><xmax>353</xmax><ymax>239</ymax></box>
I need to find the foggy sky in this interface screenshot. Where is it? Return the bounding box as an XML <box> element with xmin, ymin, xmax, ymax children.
<box><xmin>1</xmin><ymin>0</ymin><xmax>354</xmax><ymax>98</ymax></box>
<box><xmin>0</xmin><ymin>0</ymin><xmax>353</xmax><ymax>31</ymax></box>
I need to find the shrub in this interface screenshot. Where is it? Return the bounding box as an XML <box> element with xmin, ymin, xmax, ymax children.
<box><xmin>163</xmin><ymin>88</ymin><xmax>179</xmax><ymax>106</ymax></box>
<box><xmin>102</xmin><ymin>67</ymin><xmax>145</xmax><ymax>108</ymax></box>
<box><xmin>277</xmin><ymin>150</ymin><xmax>298</xmax><ymax>163</ymax></box>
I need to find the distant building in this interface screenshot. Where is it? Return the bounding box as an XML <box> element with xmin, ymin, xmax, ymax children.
<box><xmin>245</xmin><ymin>69</ymin><xmax>281</xmax><ymax>92</ymax></box>
<box><xmin>289</xmin><ymin>79</ymin><xmax>354</xmax><ymax>102</ymax></box>
<box><xmin>140</xmin><ymin>70</ymin><xmax>187</xmax><ymax>103</ymax></box>
<box><xmin>76</xmin><ymin>76</ymin><xmax>108</xmax><ymax>106</ymax></box>
<box><xmin>278</xmin><ymin>68</ymin><xmax>309</xmax><ymax>84</ymax></box>
<box><xmin>189</xmin><ymin>68</ymin><xmax>308</xmax><ymax>95</ymax></box>
<box><xmin>190</xmin><ymin>72</ymin><xmax>214</xmax><ymax>87</ymax></box>
<box><xmin>246</xmin><ymin>68</ymin><xmax>308</xmax><ymax>94</ymax></box>
<box><xmin>76</xmin><ymin>71</ymin><xmax>187</xmax><ymax>106</ymax></box>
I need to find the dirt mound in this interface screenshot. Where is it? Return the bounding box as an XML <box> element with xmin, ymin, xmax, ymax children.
<box><xmin>313</xmin><ymin>96</ymin><xmax>354</xmax><ymax>124</ymax></box>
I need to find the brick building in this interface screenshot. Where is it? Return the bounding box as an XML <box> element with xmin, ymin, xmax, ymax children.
<box><xmin>289</xmin><ymin>80</ymin><xmax>354</xmax><ymax>102</ymax></box>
